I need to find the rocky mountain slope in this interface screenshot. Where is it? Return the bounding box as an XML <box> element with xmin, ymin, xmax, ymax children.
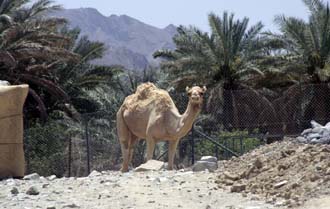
<box><xmin>50</xmin><ymin>8</ymin><xmax>176</xmax><ymax>70</ymax></box>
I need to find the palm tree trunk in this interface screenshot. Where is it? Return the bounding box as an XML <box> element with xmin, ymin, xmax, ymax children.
<box><xmin>303</xmin><ymin>83</ymin><xmax>330</xmax><ymax>126</ymax></box>
<box><xmin>223</xmin><ymin>81</ymin><xmax>234</xmax><ymax>131</ymax></box>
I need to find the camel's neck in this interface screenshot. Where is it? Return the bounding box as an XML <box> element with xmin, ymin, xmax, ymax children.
<box><xmin>175</xmin><ymin>101</ymin><xmax>201</xmax><ymax>137</ymax></box>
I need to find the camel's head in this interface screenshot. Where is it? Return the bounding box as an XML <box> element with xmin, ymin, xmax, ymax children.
<box><xmin>186</xmin><ymin>85</ymin><xmax>207</xmax><ymax>105</ymax></box>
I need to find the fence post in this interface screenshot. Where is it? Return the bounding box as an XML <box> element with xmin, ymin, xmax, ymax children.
<box><xmin>85</xmin><ymin>118</ymin><xmax>91</xmax><ymax>175</ymax></box>
<box><xmin>240</xmin><ymin>136</ymin><xmax>243</xmax><ymax>155</ymax></box>
<box><xmin>68</xmin><ymin>137</ymin><xmax>72</xmax><ymax>177</ymax></box>
<box><xmin>190</xmin><ymin>126</ymin><xmax>195</xmax><ymax>165</ymax></box>
<box><xmin>224</xmin><ymin>137</ymin><xmax>228</xmax><ymax>159</ymax></box>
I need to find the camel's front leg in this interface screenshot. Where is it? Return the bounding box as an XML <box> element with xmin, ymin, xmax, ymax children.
<box><xmin>146</xmin><ymin>138</ymin><xmax>156</xmax><ymax>161</ymax></box>
<box><xmin>168</xmin><ymin>139</ymin><xmax>180</xmax><ymax>170</ymax></box>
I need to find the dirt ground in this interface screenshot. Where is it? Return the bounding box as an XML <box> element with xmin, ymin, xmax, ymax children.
<box><xmin>0</xmin><ymin>170</ymin><xmax>277</xmax><ymax>209</ymax></box>
<box><xmin>1</xmin><ymin>138</ymin><xmax>330</xmax><ymax>209</ymax></box>
<box><xmin>216</xmin><ymin>137</ymin><xmax>330</xmax><ymax>208</ymax></box>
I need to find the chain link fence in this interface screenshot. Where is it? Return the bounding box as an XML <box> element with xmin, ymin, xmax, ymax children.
<box><xmin>23</xmin><ymin>83</ymin><xmax>330</xmax><ymax>177</ymax></box>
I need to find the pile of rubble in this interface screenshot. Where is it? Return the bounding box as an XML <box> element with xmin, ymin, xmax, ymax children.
<box><xmin>216</xmin><ymin>138</ymin><xmax>330</xmax><ymax>208</ymax></box>
<box><xmin>297</xmin><ymin>120</ymin><xmax>330</xmax><ymax>144</ymax></box>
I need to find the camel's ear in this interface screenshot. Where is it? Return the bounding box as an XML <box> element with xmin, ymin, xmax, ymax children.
<box><xmin>202</xmin><ymin>86</ymin><xmax>207</xmax><ymax>92</ymax></box>
<box><xmin>186</xmin><ymin>86</ymin><xmax>190</xmax><ymax>93</ymax></box>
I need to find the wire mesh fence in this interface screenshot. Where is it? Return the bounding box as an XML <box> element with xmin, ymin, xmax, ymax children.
<box><xmin>22</xmin><ymin>83</ymin><xmax>330</xmax><ymax>177</ymax></box>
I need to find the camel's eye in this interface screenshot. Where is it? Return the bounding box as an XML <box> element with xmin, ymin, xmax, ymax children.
<box><xmin>200</xmin><ymin>92</ymin><xmax>204</xmax><ymax>96</ymax></box>
<box><xmin>187</xmin><ymin>92</ymin><xmax>192</xmax><ymax>96</ymax></box>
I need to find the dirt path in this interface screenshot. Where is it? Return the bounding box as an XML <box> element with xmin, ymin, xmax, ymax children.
<box><xmin>0</xmin><ymin>170</ymin><xmax>277</xmax><ymax>209</ymax></box>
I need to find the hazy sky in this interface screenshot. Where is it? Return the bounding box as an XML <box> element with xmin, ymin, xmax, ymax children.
<box><xmin>54</xmin><ymin>0</ymin><xmax>329</xmax><ymax>32</ymax></box>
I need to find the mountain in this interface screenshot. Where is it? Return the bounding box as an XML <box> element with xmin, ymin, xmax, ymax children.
<box><xmin>50</xmin><ymin>8</ymin><xmax>176</xmax><ymax>70</ymax></box>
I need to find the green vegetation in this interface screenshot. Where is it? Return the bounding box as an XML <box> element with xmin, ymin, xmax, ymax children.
<box><xmin>194</xmin><ymin>130</ymin><xmax>262</xmax><ymax>160</ymax></box>
<box><xmin>24</xmin><ymin>119</ymin><xmax>69</xmax><ymax>176</ymax></box>
<box><xmin>1</xmin><ymin>0</ymin><xmax>330</xmax><ymax>175</ymax></box>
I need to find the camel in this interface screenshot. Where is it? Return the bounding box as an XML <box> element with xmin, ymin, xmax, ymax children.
<box><xmin>116</xmin><ymin>82</ymin><xmax>206</xmax><ymax>172</ymax></box>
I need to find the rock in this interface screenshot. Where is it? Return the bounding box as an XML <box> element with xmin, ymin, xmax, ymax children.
<box><xmin>11</xmin><ymin>187</ymin><xmax>19</xmax><ymax>195</ymax></box>
<box><xmin>46</xmin><ymin>206</ymin><xmax>56</xmax><ymax>209</ymax></box>
<box><xmin>6</xmin><ymin>178</ymin><xmax>16</xmax><ymax>186</ymax></box>
<box><xmin>325</xmin><ymin>122</ymin><xmax>330</xmax><ymax>127</ymax></box>
<box><xmin>174</xmin><ymin>171</ymin><xmax>194</xmax><ymax>176</ymax></box>
<box><xmin>312</xmin><ymin>127</ymin><xmax>327</xmax><ymax>134</ymax></box>
<box><xmin>192</xmin><ymin>161</ymin><xmax>218</xmax><ymax>172</ymax></box>
<box><xmin>23</xmin><ymin>173</ymin><xmax>40</xmax><ymax>180</ymax></box>
<box><xmin>153</xmin><ymin>177</ymin><xmax>168</xmax><ymax>184</ymax></box>
<box><xmin>134</xmin><ymin>160</ymin><xmax>165</xmax><ymax>172</ymax></box>
<box><xmin>223</xmin><ymin>171</ymin><xmax>240</xmax><ymax>181</ymax></box>
<box><xmin>284</xmin><ymin>191</ymin><xmax>291</xmax><ymax>199</ymax></box>
<box><xmin>253</xmin><ymin>158</ymin><xmax>263</xmax><ymax>169</ymax></box>
<box><xmin>326</xmin><ymin>168</ymin><xmax>330</xmax><ymax>175</ymax></box>
<box><xmin>48</xmin><ymin>175</ymin><xmax>57</xmax><ymax>181</ymax></box>
<box><xmin>310</xmin><ymin>174</ymin><xmax>321</xmax><ymax>182</ymax></box>
<box><xmin>297</xmin><ymin>136</ymin><xmax>308</xmax><ymax>143</ymax></box>
<box><xmin>307</xmin><ymin>133</ymin><xmax>321</xmax><ymax>140</ymax></box>
<box><xmin>200</xmin><ymin>156</ymin><xmax>218</xmax><ymax>163</ymax></box>
<box><xmin>43</xmin><ymin>183</ymin><xmax>50</xmax><ymax>188</ymax></box>
<box><xmin>311</xmin><ymin>120</ymin><xmax>322</xmax><ymax>128</ymax></box>
<box><xmin>273</xmin><ymin>180</ymin><xmax>288</xmax><ymax>189</ymax></box>
<box><xmin>223</xmin><ymin>179</ymin><xmax>234</xmax><ymax>185</ymax></box>
<box><xmin>301</xmin><ymin>128</ymin><xmax>312</xmax><ymax>136</ymax></box>
<box><xmin>316</xmin><ymin>137</ymin><xmax>330</xmax><ymax>144</ymax></box>
<box><xmin>0</xmin><ymin>80</ymin><xmax>10</xmax><ymax>86</ymax></box>
<box><xmin>63</xmin><ymin>203</ymin><xmax>80</xmax><ymax>208</ymax></box>
<box><xmin>26</xmin><ymin>186</ymin><xmax>39</xmax><ymax>195</ymax></box>
<box><xmin>230</xmin><ymin>184</ymin><xmax>246</xmax><ymax>192</ymax></box>
<box><xmin>88</xmin><ymin>170</ymin><xmax>101</xmax><ymax>177</ymax></box>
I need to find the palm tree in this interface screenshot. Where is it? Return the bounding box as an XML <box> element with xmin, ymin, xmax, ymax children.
<box><xmin>269</xmin><ymin>0</ymin><xmax>330</xmax><ymax>129</ymax></box>
<box><xmin>273</xmin><ymin>0</ymin><xmax>330</xmax><ymax>82</ymax></box>
<box><xmin>154</xmin><ymin>12</ymin><xmax>274</xmax><ymax>131</ymax></box>
<box><xmin>0</xmin><ymin>0</ymin><xmax>79</xmax><ymax>122</ymax></box>
<box><xmin>56</xmin><ymin>28</ymin><xmax>124</xmax><ymax>116</ymax></box>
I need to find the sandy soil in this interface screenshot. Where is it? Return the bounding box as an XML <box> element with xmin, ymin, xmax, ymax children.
<box><xmin>0</xmin><ymin>170</ymin><xmax>277</xmax><ymax>209</ymax></box>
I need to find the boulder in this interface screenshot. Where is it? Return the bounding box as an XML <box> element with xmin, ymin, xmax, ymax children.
<box><xmin>88</xmin><ymin>170</ymin><xmax>101</xmax><ymax>177</ymax></box>
<box><xmin>0</xmin><ymin>80</ymin><xmax>10</xmax><ymax>86</ymax></box>
<box><xmin>23</xmin><ymin>173</ymin><xmax>40</xmax><ymax>181</ymax></box>
<box><xmin>26</xmin><ymin>186</ymin><xmax>39</xmax><ymax>195</ymax></box>
<box><xmin>200</xmin><ymin>156</ymin><xmax>218</xmax><ymax>163</ymax></box>
<box><xmin>134</xmin><ymin>160</ymin><xmax>165</xmax><ymax>172</ymax></box>
<box><xmin>297</xmin><ymin>120</ymin><xmax>330</xmax><ymax>144</ymax></box>
<box><xmin>10</xmin><ymin>187</ymin><xmax>19</xmax><ymax>195</ymax></box>
<box><xmin>311</xmin><ymin>120</ymin><xmax>322</xmax><ymax>128</ymax></box>
<box><xmin>274</xmin><ymin>180</ymin><xmax>288</xmax><ymax>189</ymax></box>
<box><xmin>230</xmin><ymin>184</ymin><xmax>246</xmax><ymax>192</ymax></box>
<box><xmin>47</xmin><ymin>175</ymin><xmax>57</xmax><ymax>181</ymax></box>
<box><xmin>192</xmin><ymin>161</ymin><xmax>218</xmax><ymax>172</ymax></box>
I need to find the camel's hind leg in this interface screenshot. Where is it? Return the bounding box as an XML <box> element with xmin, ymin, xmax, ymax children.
<box><xmin>128</xmin><ymin>136</ymin><xmax>138</xmax><ymax>167</ymax></box>
<box><xmin>119</xmin><ymin>143</ymin><xmax>129</xmax><ymax>172</ymax></box>
<box><xmin>120</xmin><ymin>135</ymin><xmax>138</xmax><ymax>172</ymax></box>
<box><xmin>117</xmin><ymin>108</ymin><xmax>132</xmax><ymax>172</ymax></box>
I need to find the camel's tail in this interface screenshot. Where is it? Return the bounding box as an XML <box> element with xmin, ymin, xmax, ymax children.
<box><xmin>116</xmin><ymin>106</ymin><xmax>130</xmax><ymax>149</ymax></box>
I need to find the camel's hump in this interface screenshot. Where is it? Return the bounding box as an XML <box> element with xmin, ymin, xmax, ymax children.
<box><xmin>135</xmin><ymin>82</ymin><xmax>158</xmax><ymax>99</ymax></box>
<box><xmin>122</xmin><ymin>82</ymin><xmax>173</xmax><ymax>112</ymax></box>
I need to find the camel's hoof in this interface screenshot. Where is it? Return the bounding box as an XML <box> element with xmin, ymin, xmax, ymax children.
<box><xmin>120</xmin><ymin>168</ymin><xmax>129</xmax><ymax>173</ymax></box>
